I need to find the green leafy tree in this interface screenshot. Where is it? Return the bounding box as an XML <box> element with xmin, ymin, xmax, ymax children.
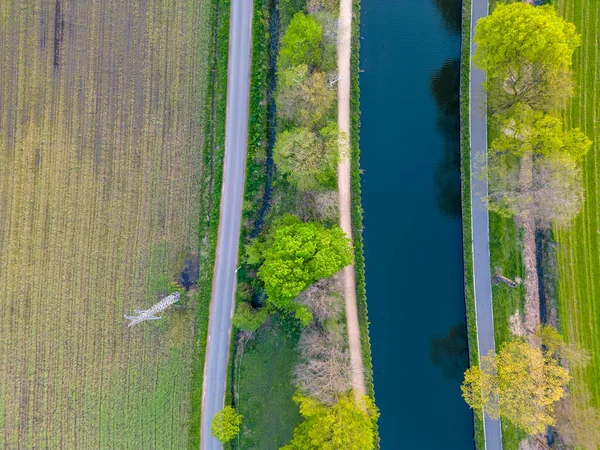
<box><xmin>210</xmin><ymin>406</ymin><xmax>242</xmax><ymax>443</ymax></box>
<box><xmin>474</xmin><ymin>3</ymin><xmax>579</xmax><ymax>76</ymax></box>
<box><xmin>486</xmin><ymin>105</ymin><xmax>591</xmax><ymax>228</ymax></box>
<box><xmin>277</xmin><ymin>66</ymin><xmax>335</xmax><ymax>128</ymax></box>
<box><xmin>279</xmin><ymin>13</ymin><xmax>323</xmax><ymax>69</ymax></box>
<box><xmin>474</xmin><ymin>3</ymin><xmax>580</xmax><ymax>113</ymax></box>
<box><xmin>461</xmin><ymin>340</ymin><xmax>570</xmax><ymax>435</ymax></box>
<box><xmin>232</xmin><ymin>302</ymin><xmax>270</xmax><ymax>332</ymax></box>
<box><xmin>282</xmin><ymin>393</ymin><xmax>379</xmax><ymax>450</ymax></box>
<box><xmin>492</xmin><ymin>105</ymin><xmax>591</xmax><ymax>162</ymax></box>
<box><xmin>257</xmin><ymin>217</ymin><xmax>352</xmax><ymax>313</ymax></box>
<box><xmin>274</xmin><ymin>125</ymin><xmax>338</xmax><ymax>191</ymax></box>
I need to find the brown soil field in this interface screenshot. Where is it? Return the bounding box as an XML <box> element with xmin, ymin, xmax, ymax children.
<box><xmin>0</xmin><ymin>0</ymin><xmax>212</xmax><ymax>448</ymax></box>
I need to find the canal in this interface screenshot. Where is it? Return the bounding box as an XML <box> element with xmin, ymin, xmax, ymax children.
<box><xmin>360</xmin><ymin>0</ymin><xmax>475</xmax><ymax>448</ymax></box>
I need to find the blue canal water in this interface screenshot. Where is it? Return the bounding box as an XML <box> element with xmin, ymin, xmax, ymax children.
<box><xmin>360</xmin><ymin>0</ymin><xmax>475</xmax><ymax>448</ymax></box>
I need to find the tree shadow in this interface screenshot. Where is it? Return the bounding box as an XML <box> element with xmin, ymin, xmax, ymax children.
<box><xmin>434</xmin><ymin>0</ymin><xmax>462</xmax><ymax>35</ymax></box>
<box><xmin>430</xmin><ymin>58</ymin><xmax>461</xmax><ymax>218</ymax></box>
<box><xmin>430</xmin><ymin>323</ymin><xmax>469</xmax><ymax>382</ymax></box>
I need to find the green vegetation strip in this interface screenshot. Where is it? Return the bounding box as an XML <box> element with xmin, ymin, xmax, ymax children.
<box><xmin>555</xmin><ymin>0</ymin><xmax>600</xmax><ymax>416</ymax></box>
<box><xmin>188</xmin><ymin>0</ymin><xmax>231</xmax><ymax>447</ymax></box>
<box><xmin>350</xmin><ymin>0</ymin><xmax>376</xmax><ymax>404</ymax></box>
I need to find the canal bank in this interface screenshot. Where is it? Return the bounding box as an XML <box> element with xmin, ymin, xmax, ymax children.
<box><xmin>360</xmin><ymin>0</ymin><xmax>475</xmax><ymax>447</ymax></box>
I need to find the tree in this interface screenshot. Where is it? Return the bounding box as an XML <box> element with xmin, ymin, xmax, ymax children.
<box><xmin>277</xmin><ymin>67</ymin><xmax>335</xmax><ymax>127</ymax></box>
<box><xmin>257</xmin><ymin>218</ymin><xmax>353</xmax><ymax>312</ymax></box>
<box><xmin>474</xmin><ymin>4</ymin><xmax>580</xmax><ymax>113</ymax></box>
<box><xmin>487</xmin><ymin>150</ymin><xmax>583</xmax><ymax>228</ymax></box>
<box><xmin>534</xmin><ymin>325</ymin><xmax>591</xmax><ymax>368</ymax></box>
<box><xmin>461</xmin><ymin>340</ymin><xmax>570</xmax><ymax>435</ymax></box>
<box><xmin>555</xmin><ymin>395</ymin><xmax>600</xmax><ymax>450</ymax></box>
<box><xmin>491</xmin><ymin>105</ymin><xmax>592</xmax><ymax>162</ymax></box>
<box><xmin>210</xmin><ymin>406</ymin><xmax>242</xmax><ymax>443</ymax></box>
<box><xmin>232</xmin><ymin>302</ymin><xmax>270</xmax><ymax>332</ymax></box>
<box><xmin>282</xmin><ymin>393</ymin><xmax>379</xmax><ymax>450</ymax></box>
<box><xmin>295</xmin><ymin>272</ymin><xmax>343</xmax><ymax>322</ymax></box>
<box><xmin>294</xmin><ymin>325</ymin><xmax>350</xmax><ymax>405</ymax></box>
<box><xmin>474</xmin><ymin>4</ymin><xmax>579</xmax><ymax>78</ymax></box>
<box><xmin>295</xmin><ymin>190</ymin><xmax>339</xmax><ymax>223</ymax></box>
<box><xmin>279</xmin><ymin>13</ymin><xmax>323</xmax><ymax>69</ymax></box>
<box><xmin>274</xmin><ymin>125</ymin><xmax>338</xmax><ymax>191</ymax></box>
<box><xmin>307</xmin><ymin>0</ymin><xmax>339</xmax><ymax>15</ymax></box>
<box><xmin>487</xmin><ymin>65</ymin><xmax>574</xmax><ymax>114</ymax></box>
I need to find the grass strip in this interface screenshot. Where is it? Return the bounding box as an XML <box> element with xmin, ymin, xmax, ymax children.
<box><xmin>187</xmin><ymin>0</ymin><xmax>231</xmax><ymax>447</ymax></box>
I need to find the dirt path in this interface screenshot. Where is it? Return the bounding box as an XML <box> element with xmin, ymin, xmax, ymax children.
<box><xmin>518</xmin><ymin>153</ymin><xmax>541</xmax><ymax>341</ymax></box>
<box><xmin>337</xmin><ymin>0</ymin><xmax>367</xmax><ymax>401</ymax></box>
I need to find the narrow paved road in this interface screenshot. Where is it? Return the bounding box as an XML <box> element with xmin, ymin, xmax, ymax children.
<box><xmin>469</xmin><ymin>0</ymin><xmax>503</xmax><ymax>448</ymax></box>
<box><xmin>200</xmin><ymin>1</ymin><xmax>253</xmax><ymax>448</ymax></box>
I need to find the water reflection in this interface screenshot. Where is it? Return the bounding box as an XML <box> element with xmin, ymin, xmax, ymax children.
<box><xmin>430</xmin><ymin>323</ymin><xmax>469</xmax><ymax>382</ymax></box>
<box><xmin>430</xmin><ymin>58</ymin><xmax>461</xmax><ymax>218</ymax></box>
<box><xmin>434</xmin><ymin>0</ymin><xmax>462</xmax><ymax>35</ymax></box>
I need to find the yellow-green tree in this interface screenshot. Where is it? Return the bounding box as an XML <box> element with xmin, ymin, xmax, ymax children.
<box><xmin>282</xmin><ymin>393</ymin><xmax>379</xmax><ymax>450</ymax></box>
<box><xmin>474</xmin><ymin>3</ymin><xmax>580</xmax><ymax>113</ymax></box>
<box><xmin>210</xmin><ymin>406</ymin><xmax>242</xmax><ymax>443</ymax></box>
<box><xmin>461</xmin><ymin>340</ymin><xmax>570</xmax><ymax>435</ymax></box>
<box><xmin>273</xmin><ymin>124</ymin><xmax>338</xmax><ymax>191</ymax></box>
<box><xmin>491</xmin><ymin>105</ymin><xmax>591</xmax><ymax>162</ymax></box>
<box><xmin>277</xmin><ymin>66</ymin><xmax>335</xmax><ymax>128</ymax></box>
<box><xmin>279</xmin><ymin>13</ymin><xmax>323</xmax><ymax>69</ymax></box>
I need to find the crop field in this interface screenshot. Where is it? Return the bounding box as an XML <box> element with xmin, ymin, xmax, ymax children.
<box><xmin>554</xmin><ymin>0</ymin><xmax>600</xmax><ymax>409</ymax></box>
<box><xmin>0</xmin><ymin>0</ymin><xmax>213</xmax><ymax>448</ymax></box>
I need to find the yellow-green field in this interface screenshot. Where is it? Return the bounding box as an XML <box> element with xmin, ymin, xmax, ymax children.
<box><xmin>555</xmin><ymin>0</ymin><xmax>600</xmax><ymax>408</ymax></box>
<box><xmin>0</xmin><ymin>1</ymin><xmax>212</xmax><ymax>448</ymax></box>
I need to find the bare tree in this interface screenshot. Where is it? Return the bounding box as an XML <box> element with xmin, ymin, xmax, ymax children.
<box><xmin>307</xmin><ymin>0</ymin><xmax>340</xmax><ymax>15</ymax></box>
<box><xmin>296</xmin><ymin>190</ymin><xmax>339</xmax><ymax>223</ymax></box>
<box><xmin>555</xmin><ymin>394</ymin><xmax>600</xmax><ymax>450</ymax></box>
<box><xmin>486</xmin><ymin>152</ymin><xmax>583</xmax><ymax>229</ymax></box>
<box><xmin>295</xmin><ymin>272</ymin><xmax>343</xmax><ymax>322</ymax></box>
<box><xmin>488</xmin><ymin>64</ymin><xmax>574</xmax><ymax>115</ymax></box>
<box><xmin>294</xmin><ymin>325</ymin><xmax>351</xmax><ymax>405</ymax></box>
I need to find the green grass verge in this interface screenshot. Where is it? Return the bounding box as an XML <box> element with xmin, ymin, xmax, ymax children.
<box><xmin>234</xmin><ymin>316</ymin><xmax>302</xmax><ymax>449</ymax></box>
<box><xmin>350</xmin><ymin>0</ymin><xmax>379</xmax><ymax>446</ymax></box>
<box><xmin>554</xmin><ymin>0</ymin><xmax>600</xmax><ymax>417</ymax></box>
<box><xmin>351</xmin><ymin>0</ymin><xmax>375</xmax><ymax>402</ymax></box>
<box><xmin>187</xmin><ymin>0</ymin><xmax>230</xmax><ymax>447</ymax></box>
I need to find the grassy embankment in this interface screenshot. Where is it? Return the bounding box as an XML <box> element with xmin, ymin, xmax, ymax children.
<box><xmin>0</xmin><ymin>1</ymin><xmax>215</xmax><ymax>448</ymax></box>
<box><xmin>350</xmin><ymin>0</ymin><xmax>377</xmax><ymax>404</ymax></box>
<box><xmin>554</xmin><ymin>0</ymin><xmax>600</xmax><ymax>419</ymax></box>
<box><xmin>187</xmin><ymin>0</ymin><xmax>230</xmax><ymax>447</ymax></box>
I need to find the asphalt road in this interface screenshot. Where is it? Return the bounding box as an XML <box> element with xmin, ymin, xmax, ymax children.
<box><xmin>200</xmin><ymin>0</ymin><xmax>253</xmax><ymax>448</ymax></box>
<box><xmin>469</xmin><ymin>0</ymin><xmax>503</xmax><ymax>448</ymax></box>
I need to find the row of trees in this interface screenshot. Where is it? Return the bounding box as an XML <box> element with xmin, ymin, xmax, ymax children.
<box><xmin>275</xmin><ymin>10</ymin><xmax>340</xmax><ymax>192</ymax></box>
<box><xmin>476</xmin><ymin>3</ymin><xmax>592</xmax><ymax>228</ymax></box>
<box><xmin>463</xmin><ymin>4</ymin><xmax>599</xmax><ymax>449</ymax></box>
<box><xmin>224</xmin><ymin>1</ymin><xmax>379</xmax><ymax>447</ymax></box>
